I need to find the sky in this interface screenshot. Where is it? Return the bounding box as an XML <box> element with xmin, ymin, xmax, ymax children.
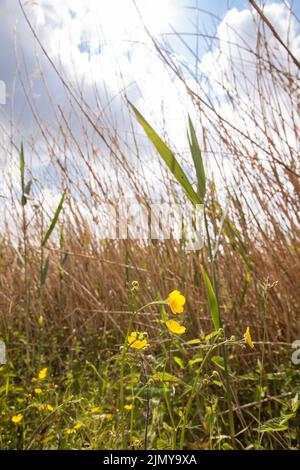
<box><xmin>1</xmin><ymin>1</ymin><xmax>298</xmax><ymax>139</ymax></box>
<box><xmin>0</xmin><ymin>0</ymin><xmax>255</xmax><ymax>172</ymax></box>
<box><xmin>0</xmin><ymin>0</ymin><xmax>299</xmax><ymax>235</ymax></box>
<box><xmin>0</xmin><ymin>0</ymin><xmax>270</xmax><ymax>130</ymax></box>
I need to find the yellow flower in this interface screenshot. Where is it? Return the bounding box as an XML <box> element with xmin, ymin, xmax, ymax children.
<box><xmin>12</xmin><ymin>413</ymin><xmax>23</xmax><ymax>424</ymax></box>
<box><xmin>74</xmin><ymin>422</ymin><xmax>82</xmax><ymax>429</ymax></box>
<box><xmin>166</xmin><ymin>320</ymin><xmax>186</xmax><ymax>335</ymax></box>
<box><xmin>127</xmin><ymin>331</ymin><xmax>147</xmax><ymax>350</ymax></box>
<box><xmin>91</xmin><ymin>407</ymin><xmax>101</xmax><ymax>413</ymax></box>
<box><xmin>34</xmin><ymin>388</ymin><xmax>43</xmax><ymax>395</ymax></box>
<box><xmin>31</xmin><ymin>377</ymin><xmax>37</xmax><ymax>383</ymax></box>
<box><xmin>244</xmin><ymin>327</ymin><xmax>254</xmax><ymax>349</ymax></box>
<box><xmin>167</xmin><ymin>290</ymin><xmax>185</xmax><ymax>314</ymax></box>
<box><xmin>46</xmin><ymin>404</ymin><xmax>54</xmax><ymax>412</ymax></box>
<box><xmin>66</xmin><ymin>428</ymin><xmax>75</xmax><ymax>435</ymax></box>
<box><xmin>37</xmin><ymin>404</ymin><xmax>45</xmax><ymax>412</ymax></box>
<box><xmin>124</xmin><ymin>404</ymin><xmax>133</xmax><ymax>411</ymax></box>
<box><xmin>38</xmin><ymin>367</ymin><xmax>48</xmax><ymax>380</ymax></box>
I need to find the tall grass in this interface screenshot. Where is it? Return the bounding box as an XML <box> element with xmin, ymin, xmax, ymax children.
<box><xmin>0</xmin><ymin>0</ymin><xmax>299</xmax><ymax>450</ymax></box>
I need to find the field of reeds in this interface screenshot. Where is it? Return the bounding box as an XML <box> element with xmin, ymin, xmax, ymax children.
<box><xmin>0</xmin><ymin>0</ymin><xmax>299</xmax><ymax>451</ymax></box>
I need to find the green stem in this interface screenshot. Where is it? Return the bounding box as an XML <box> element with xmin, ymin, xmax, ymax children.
<box><xmin>203</xmin><ymin>207</ymin><xmax>235</xmax><ymax>443</ymax></box>
<box><xmin>129</xmin><ymin>397</ymin><xmax>135</xmax><ymax>448</ymax></box>
<box><xmin>137</xmin><ymin>300</ymin><xmax>168</xmax><ymax>312</ymax></box>
<box><xmin>120</xmin><ymin>287</ymin><xmax>139</xmax><ymax>449</ymax></box>
<box><xmin>179</xmin><ymin>337</ymin><xmax>218</xmax><ymax>449</ymax></box>
<box><xmin>257</xmin><ymin>288</ymin><xmax>268</xmax><ymax>448</ymax></box>
<box><xmin>163</xmin><ymin>389</ymin><xmax>177</xmax><ymax>449</ymax></box>
<box><xmin>22</xmin><ymin>202</ymin><xmax>30</xmax><ymax>365</ymax></box>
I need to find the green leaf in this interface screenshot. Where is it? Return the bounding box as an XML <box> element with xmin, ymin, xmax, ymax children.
<box><xmin>20</xmin><ymin>143</ymin><xmax>27</xmax><ymax>206</ymax></box>
<box><xmin>173</xmin><ymin>356</ymin><xmax>184</xmax><ymax>369</ymax></box>
<box><xmin>20</xmin><ymin>143</ymin><xmax>25</xmax><ymax>194</ymax></box>
<box><xmin>186</xmin><ymin>338</ymin><xmax>201</xmax><ymax>345</ymax></box>
<box><xmin>205</xmin><ymin>330</ymin><xmax>220</xmax><ymax>342</ymax></box>
<box><xmin>200</xmin><ymin>265</ymin><xmax>221</xmax><ymax>330</ymax></box>
<box><xmin>188</xmin><ymin>357</ymin><xmax>203</xmax><ymax>367</ymax></box>
<box><xmin>222</xmin><ymin>442</ymin><xmax>234</xmax><ymax>450</ymax></box>
<box><xmin>128</xmin><ymin>101</ymin><xmax>201</xmax><ymax>206</ymax></box>
<box><xmin>257</xmin><ymin>413</ymin><xmax>295</xmax><ymax>433</ymax></box>
<box><xmin>211</xmin><ymin>355</ymin><xmax>225</xmax><ymax>371</ymax></box>
<box><xmin>153</xmin><ymin>372</ymin><xmax>181</xmax><ymax>384</ymax></box>
<box><xmin>41</xmin><ymin>191</ymin><xmax>66</xmax><ymax>247</ymax></box>
<box><xmin>24</xmin><ymin>180</ymin><xmax>32</xmax><ymax>197</ymax></box>
<box><xmin>40</xmin><ymin>256</ymin><xmax>50</xmax><ymax>286</ymax></box>
<box><xmin>187</xmin><ymin>116</ymin><xmax>206</xmax><ymax>203</ymax></box>
<box><xmin>21</xmin><ymin>180</ymin><xmax>33</xmax><ymax>206</ymax></box>
<box><xmin>291</xmin><ymin>393</ymin><xmax>300</xmax><ymax>413</ymax></box>
<box><xmin>213</xmin><ymin>380</ymin><xmax>223</xmax><ymax>387</ymax></box>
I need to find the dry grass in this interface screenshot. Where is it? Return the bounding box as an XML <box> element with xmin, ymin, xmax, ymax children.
<box><xmin>0</xmin><ymin>0</ymin><xmax>299</xmax><ymax>450</ymax></box>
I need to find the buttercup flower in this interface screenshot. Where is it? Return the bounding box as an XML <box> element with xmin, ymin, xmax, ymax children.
<box><xmin>91</xmin><ymin>407</ymin><xmax>101</xmax><ymax>413</ymax></box>
<box><xmin>34</xmin><ymin>388</ymin><xmax>43</xmax><ymax>395</ymax></box>
<box><xmin>66</xmin><ymin>428</ymin><xmax>75</xmax><ymax>435</ymax></box>
<box><xmin>47</xmin><ymin>404</ymin><xmax>54</xmax><ymax>412</ymax></box>
<box><xmin>166</xmin><ymin>319</ymin><xmax>186</xmax><ymax>335</ymax></box>
<box><xmin>124</xmin><ymin>404</ymin><xmax>133</xmax><ymax>411</ymax></box>
<box><xmin>244</xmin><ymin>327</ymin><xmax>254</xmax><ymax>349</ymax></box>
<box><xmin>127</xmin><ymin>331</ymin><xmax>147</xmax><ymax>349</ymax></box>
<box><xmin>12</xmin><ymin>413</ymin><xmax>23</xmax><ymax>424</ymax></box>
<box><xmin>167</xmin><ymin>290</ymin><xmax>185</xmax><ymax>314</ymax></box>
<box><xmin>74</xmin><ymin>422</ymin><xmax>82</xmax><ymax>429</ymax></box>
<box><xmin>38</xmin><ymin>367</ymin><xmax>48</xmax><ymax>380</ymax></box>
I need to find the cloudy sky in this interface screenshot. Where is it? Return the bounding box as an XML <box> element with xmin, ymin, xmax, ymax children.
<box><xmin>0</xmin><ymin>0</ymin><xmax>252</xmax><ymax>129</ymax></box>
<box><xmin>0</xmin><ymin>0</ymin><xmax>299</xmax><ymax>234</ymax></box>
<box><xmin>1</xmin><ymin>0</ymin><xmax>298</xmax><ymax>145</ymax></box>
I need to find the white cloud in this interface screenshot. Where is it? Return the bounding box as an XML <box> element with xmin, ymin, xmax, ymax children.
<box><xmin>1</xmin><ymin>1</ymin><xmax>299</xmax><ymax>239</ymax></box>
<box><xmin>200</xmin><ymin>4</ymin><xmax>300</xmax><ymax>97</ymax></box>
<box><xmin>208</xmin><ymin>4</ymin><xmax>298</xmax><ymax>159</ymax></box>
<box><xmin>0</xmin><ymin>0</ymin><xmax>195</xmax><ymax>206</ymax></box>
<box><xmin>196</xmin><ymin>2</ymin><xmax>300</xmax><ymax>228</ymax></box>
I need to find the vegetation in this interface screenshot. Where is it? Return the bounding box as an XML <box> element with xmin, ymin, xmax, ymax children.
<box><xmin>0</xmin><ymin>0</ymin><xmax>299</xmax><ymax>450</ymax></box>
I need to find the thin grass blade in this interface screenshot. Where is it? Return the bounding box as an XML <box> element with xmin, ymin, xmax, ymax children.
<box><xmin>200</xmin><ymin>265</ymin><xmax>221</xmax><ymax>330</ymax></box>
<box><xmin>128</xmin><ymin>101</ymin><xmax>201</xmax><ymax>206</ymax></box>
<box><xmin>187</xmin><ymin>116</ymin><xmax>206</xmax><ymax>203</ymax></box>
<box><xmin>41</xmin><ymin>191</ymin><xmax>66</xmax><ymax>247</ymax></box>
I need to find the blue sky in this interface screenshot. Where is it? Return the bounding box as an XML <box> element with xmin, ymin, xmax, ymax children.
<box><xmin>177</xmin><ymin>0</ymin><xmax>300</xmax><ymax>17</ymax></box>
<box><xmin>0</xmin><ymin>0</ymin><xmax>299</xmax><ymax>209</ymax></box>
<box><xmin>169</xmin><ymin>0</ymin><xmax>299</xmax><ymax>53</ymax></box>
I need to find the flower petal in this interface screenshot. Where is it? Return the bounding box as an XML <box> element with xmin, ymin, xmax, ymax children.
<box><xmin>244</xmin><ymin>327</ymin><xmax>254</xmax><ymax>349</ymax></box>
<box><xmin>166</xmin><ymin>320</ymin><xmax>186</xmax><ymax>334</ymax></box>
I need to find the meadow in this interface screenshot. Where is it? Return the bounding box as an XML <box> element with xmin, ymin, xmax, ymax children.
<box><xmin>0</xmin><ymin>0</ymin><xmax>299</xmax><ymax>451</ymax></box>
